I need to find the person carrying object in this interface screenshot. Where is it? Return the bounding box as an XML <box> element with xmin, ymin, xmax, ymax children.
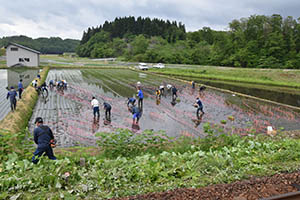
<box><xmin>32</xmin><ymin>117</ymin><xmax>57</xmax><ymax>164</ymax></box>
<box><xmin>6</xmin><ymin>86</ymin><xmax>17</xmax><ymax>111</ymax></box>
<box><xmin>91</xmin><ymin>96</ymin><xmax>100</xmax><ymax>119</ymax></box>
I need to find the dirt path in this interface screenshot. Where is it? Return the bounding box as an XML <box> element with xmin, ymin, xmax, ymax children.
<box><xmin>114</xmin><ymin>171</ymin><xmax>300</xmax><ymax>200</ymax></box>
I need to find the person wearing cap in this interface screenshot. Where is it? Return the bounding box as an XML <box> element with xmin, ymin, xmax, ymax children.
<box><xmin>18</xmin><ymin>79</ymin><xmax>24</xmax><ymax>99</ymax></box>
<box><xmin>103</xmin><ymin>102</ymin><xmax>112</xmax><ymax>121</ymax></box>
<box><xmin>91</xmin><ymin>97</ymin><xmax>100</xmax><ymax>119</ymax></box>
<box><xmin>6</xmin><ymin>86</ymin><xmax>18</xmax><ymax>111</ymax></box>
<box><xmin>32</xmin><ymin>117</ymin><xmax>56</xmax><ymax>164</ymax></box>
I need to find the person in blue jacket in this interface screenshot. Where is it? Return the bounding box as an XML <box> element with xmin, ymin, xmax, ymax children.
<box><xmin>32</xmin><ymin>117</ymin><xmax>57</xmax><ymax>164</ymax></box>
<box><xmin>103</xmin><ymin>102</ymin><xmax>112</xmax><ymax>121</ymax></box>
<box><xmin>132</xmin><ymin>106</ymin><xmax>142</xmax><ymax>125</ymax></box>
<box><xmin>7</xmin><ymin>86</ymin><xmax>17</xmax><ymax>111</ymax></box>
<box><xmin>195</xmin><ymin>97</ymin><xmax>205</xmax><ymax>118</ymax></box>
<box><xmin>18</xmin><ymin>79</ymin><xmax>24</xmax><ymax>99</ymax></box>
<box><xmin>137</xmin><ymin>89</ymin><xmax>144</xmax><ymax>109</ymax></box>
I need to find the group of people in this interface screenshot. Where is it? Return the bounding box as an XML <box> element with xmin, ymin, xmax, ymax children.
<box><xmin>91</xmin><ymin>96</ymin><xmax>112</xmax><ymax>122</ymax></box>
<box><xmin>31</xmin><ymin>79</ymin><xmax>206</xmax><ymax>164</ymax></box>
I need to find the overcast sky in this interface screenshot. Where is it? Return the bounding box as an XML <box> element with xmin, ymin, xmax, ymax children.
<box><xmin>0</xmin><ymin>0</ymin><xmax>299</xmax><ymax>40</ymax></box>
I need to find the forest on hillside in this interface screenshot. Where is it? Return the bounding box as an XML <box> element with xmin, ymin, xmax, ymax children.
<box><xmin>77</xmin><ymin>15</ymin><xmax>300</xmax><ymax>69</ymax></box>
<box><xmin>0</xmin><ymin>36</ymin><xmax>80</xmax><ymax>54</ymax></box>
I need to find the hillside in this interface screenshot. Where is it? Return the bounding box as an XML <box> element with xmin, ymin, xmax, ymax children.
<box><xmin>0</xmin><ymin>35</ymin><xmax>80</xmax><ymax>54</ymax></box>
<box><xmin>77</xmin><ymin>15</ymin><xmax>300</xmax><ymax>69</ymax></box>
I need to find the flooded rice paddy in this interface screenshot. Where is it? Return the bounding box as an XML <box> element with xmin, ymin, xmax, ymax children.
<box><xmin>28</xmin><ymin>69</ymin><xmax>300</xmax><ymax>147</ymax></box>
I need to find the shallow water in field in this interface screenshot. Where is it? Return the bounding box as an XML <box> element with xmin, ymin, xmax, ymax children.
<box><xmin>28</xmin><ymin>69</ymin><xmax>300</xmax><ymax>147</ymax></box>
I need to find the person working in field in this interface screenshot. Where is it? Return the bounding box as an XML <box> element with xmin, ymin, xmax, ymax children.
<box><xmin>7</xmin><ymin>86</ymin><xmax>17</xmax><ymax>111</ymax></box>
<box><xmin>32</xmin><ymin>117</ymin><xmax>57</xmax><ymax>164</ymax></box>
<box><xmin>166</xmin><ymin>84</ymin><xmax>172</xmax><ymax>90</ymax></box>
<box><xmin>103</xmin><ymin>102</ymin><xmax>112</xmax><ymax>121</ymax></box>
<box><xmin>18</xmin><ymin>79</ymin><xmax>24</xmax><ymax>99</ymax></box>
<box><xmin>127</xmin><ymin>97</ymin><xmax>136</xmax><ymax>112</ymax></box>
<box><xmin>91</xmin><ymin>97</ymin><xmax>100</xmax><ymax>119</ymax></box>
<box><xmin>172</xmin><ymin>86</ymin><xmax>178</xmax><ymax>100</ymax></box>
<box><xmin>137</xmin><ymin>89</ymin><xmax>144</xmax><ymax>109</ymax></box>
<box><xmin>159</xmin><ymin>84</ymin><xmax>164</xmax><ymax>95</ymax></box>
<box><xmin>192</xmin><ymin>81</ymin><xmax>195</xmax><ymax>89</ymax></box>
<box><xmin>156</xmin><ymin>89</ymin><xmax>161</xmax><ymax>99</ymax></box>
<box><xmin>132</xmin><ymin>106</ymin><xmax>142</xmax><ymax>125</ymax></box>
<box><xmin>32</xmin><ymin>79</ymin><xmax>38</xmax><ymax>88</ymax></box>
<box><xmin>194</xmin><ymin>97</ymin><xmax>205</xmax><ymax>118</ymax></box>
<box><xmin>49</xmin><ymin>80</ymin><xmax>54</xmax><ymax>89</ymax></box>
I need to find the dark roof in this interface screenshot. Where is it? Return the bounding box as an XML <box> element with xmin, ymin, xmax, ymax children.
<box><xmin>5</xmin><ymin>42</ymin><xmax>40</xmax><ymax>54</ymax></box>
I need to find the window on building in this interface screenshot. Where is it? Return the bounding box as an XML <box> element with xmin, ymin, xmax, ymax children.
<box><xmin>24</xmin><ymin>58</ymin><xmax>30</xmax><ymax>62</ymax></box>
<box><xmin>11</xmin><ymin>47</ymin><xmax>18</xmax><ymax>51</ymax></box>
<box><xmin>19</xmin><ymin>58</ymin><xmax>24</xmax><ymax>62</ymax></box>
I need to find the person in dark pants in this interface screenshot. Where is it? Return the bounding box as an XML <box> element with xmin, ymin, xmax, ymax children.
<box><xmin>91</xmin><ymin>97</ymin><xmax>100</xmax><ymax>119</ymax></box>
<box><xmin>137</xmin><ymin>89</ymin><xmax>144</xmax><ymax>109</ymax></box>
<box><xmin>103</xmin><ymin>102</ymin><xmax>112</xmax><ymax>121</ymax></box>
<box><xmin>18</xmin><ymin>79</ymin><xmax>24</xmax><ymax>99</ymax></box>
<box><xmin>192</xmin><ymin>81</ymin><xmax>195</xmax><ymax>89</ymax></box>
<box><xmin>7</xmin><ymin>86</ymin><xmax>17</xmax><ymax>111</ymax></box>
<box><xmin>172</xmin><ymin>86</ymin><xmax>178</xmax><ymax>100</ymax></box>
<box><xmin>195</xmin><ymin>97</ymin><xmax>205</xmax><ymax>118</ymax></box>
<box><xmin>32</xmin><ymin>117</ymin><xmax>57</xmax><ymax>164</ymax></box>
<box><xmin>132</xmin><ymin>106</ymin><xmax>142</xmax><ymax>125</ymax></box>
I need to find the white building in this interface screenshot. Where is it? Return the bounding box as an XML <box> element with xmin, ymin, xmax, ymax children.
<box><xmin>5</xmin><ymin>43</ymin><xmax>40</xmax><ymax>67</ymax></box>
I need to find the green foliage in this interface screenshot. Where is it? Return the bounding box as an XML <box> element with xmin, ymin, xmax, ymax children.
<box><xmin>78</xmin><ymin>14</ymin><xmax>300</xmax><ymax>69</ymax></box>
<box><xmin>0</xmin><ymin>36</ymin><xmax>79</xmax><ymax>54</ymax></box>
<box><xmin>2</xmin><ymin>125</ymin><xmax>300</xmax><ymax>198</ymax></box>
<box><xmin>95</xmin><ymin>129</ymin><xmax>171</xmax><ymax>158</ymax></box>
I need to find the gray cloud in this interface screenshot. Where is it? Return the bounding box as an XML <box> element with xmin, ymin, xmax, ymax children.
<box><xmin>0</xmin><ymin>0</ymin><xmax>299</xmax><ymax>39</ymax></box>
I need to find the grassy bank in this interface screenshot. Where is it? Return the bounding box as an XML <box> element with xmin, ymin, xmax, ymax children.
<box><xmin>0</xmin><ymin>67</ymin><xmax>49</xmax><ymax>133</ymax></box>
<box><xmin>150</xmin><ymin>67</ymin><xmax>300</xmax><ymax>89</ymax></box>
<box><xmin>1</xmin><ymin>126</ymin><xmax>300</xmax><ymax>199</ymax></box>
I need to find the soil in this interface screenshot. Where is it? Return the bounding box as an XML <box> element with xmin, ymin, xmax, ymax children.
<box><xmin>114</xmin><ymin>171</ymin><xmax>300</xmax><ymax>200</ymax></box>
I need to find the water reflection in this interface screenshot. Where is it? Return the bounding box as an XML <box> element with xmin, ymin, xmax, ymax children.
<box><xmin>0</xmin><ymin>68</ymin><xmax>39</xmax><ymax>121</ymax></box>
<box><xmin>7</xmin><ymin>68</ymin><xmax>39</xmax><ymax>89</ymax></box>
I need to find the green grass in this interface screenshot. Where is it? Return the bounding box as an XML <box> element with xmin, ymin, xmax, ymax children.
<box><xmin>150</xmin><ymin>67</ymin><xmax>300</xmax><ymax>89</ymax></box>
<box><xmin>1</xmin><ymin>125</ymin><xmax>300</xmax><ymax>199</ymax></box>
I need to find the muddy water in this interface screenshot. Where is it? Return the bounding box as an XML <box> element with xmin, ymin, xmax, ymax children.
<box><xmin>0</xmin><ymin>68</ymin><xmax>39</xmax><ymax>121</ymax></box>
<box><xmin>29</xmin><ymin>69</ymin><xmax>300</xmax><ymax>147</ymax></box>
<box><xmin>175</xmin><ymin>76</ymin><xmax>300</xmax><ymax>107</ymax></box>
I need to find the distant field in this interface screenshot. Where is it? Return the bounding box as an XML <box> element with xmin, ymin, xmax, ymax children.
<box><xmin>150</xmin><ymin>66</ymin><xmax>300</xmax><ymax>89</ymax></box>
